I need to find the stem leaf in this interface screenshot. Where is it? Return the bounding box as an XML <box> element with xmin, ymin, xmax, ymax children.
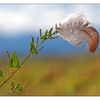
<box><xmin>0</xmin><ymin>70</ymin><xmax>3</xmax><ymax>78</ymax></box>
<box><xmin>30</xmin><ymin>36</ymin><xmax>37</xmax><ymax>54</ymax></box>
<box><xmin>20</xmin><ymin>88</ymin><xmax>25</xmax><ymax>91</ymax></box>
<box><xmin>9</xmin><ymin>82</ymin><xmax>14</xmax><ymax>90</ymax></box>
<box><xmin>15</xmin><ymin>83</ymin><xmax>21</xmax><ymax>91</ymax></box>
<box><xmin>8</xmin><ymin>51</ymin><xmax>20</xmax><ymax>68</ymax></box>
<box><xmin>48</xmin><ymin>28</ymin><xmax>53</xmax><ymax>38</ymax></box>
<box><xmin>43</xmin><ymin>30</ymin><xmax>48</xmax><ymax>40</ymax></box>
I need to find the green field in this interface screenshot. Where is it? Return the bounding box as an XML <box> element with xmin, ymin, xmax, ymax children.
<box><xmin>0</xmin><ymin>54</ymin><xmax>100</xmax><ymax>96</ymax></box>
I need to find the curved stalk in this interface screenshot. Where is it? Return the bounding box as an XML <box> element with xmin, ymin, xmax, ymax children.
<box><xmin>0</xmin><ymin>40</ymin><xmax>44</xmax><ymax>87</ymax></box>
<box><xmin>0</xmin><ymin>30</ymin><xmax>58</xmax><ymax>88</ymax></box>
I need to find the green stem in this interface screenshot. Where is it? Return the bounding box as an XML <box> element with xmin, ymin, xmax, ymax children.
<box><xmin>0</xmin><ymin>30</ymin><xmax>58</xmax><ymax>88</ymax></box>
<box><xmin>0</xmin><ymin>39</ymin><xmax>45</xmax><ymax>87</ymax></box>
<box><xmin>20</xmin><ymin>40</ymin><xmax>44</xmax><ymax>66</ymax></box>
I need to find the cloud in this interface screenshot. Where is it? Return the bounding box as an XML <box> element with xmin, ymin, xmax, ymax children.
<box><xmin>0</xmin><ymin>5</ymin><xmax>66</xmax><ymax>37</ymax></box>
<box><xmin>0</xmin><ymin>4</ymin><xmax>99</xmax><ymax>38</ymax></box>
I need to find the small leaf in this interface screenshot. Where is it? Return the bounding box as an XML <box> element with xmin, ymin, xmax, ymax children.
<box><xmin>15</xmin><ymin>83</ymin><xmax>21</xmax><ymax>91</ymax></box>
<box><xmin>21</xmin><ymin>88</ymin><xmax>25</xmax><ymax>91</ymax></box>
<box><xmin>48</xmin><ymin>28</ymin><xmax>53</xmax><ymax>38</ymax></box>
<box><xmin>0</xmin><ymin>70</ymin><xmax>3</xmax><ymax>78</ymax></box>
<box><xmin>9</xmin><ymin>82</ymin><xmax>14</xmax><ymax>90</ymax></box>
<box><xmin>8</xmin><ymin>52</ymin><xmax>20</xmax><ymax>68</ymax></box>
<box><xmin>42</xmin><ymin>30</ymin><xmax>48</xmax><ymax>40</ymax></box>
<box><xmin>30</xmin><ymin>36</ymin><xmax>37</xmax><ymax>54</ymax></box>
<box><xmin>30</xmin><ymin>35</ymin><xmax>34</xmax><ymax>46</ymax></box>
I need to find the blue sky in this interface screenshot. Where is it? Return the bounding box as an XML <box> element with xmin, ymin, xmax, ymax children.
<box><xmin>0</xmin><ymin>4</ymin><xmax>100</xmax><ymax>56</ymax></box>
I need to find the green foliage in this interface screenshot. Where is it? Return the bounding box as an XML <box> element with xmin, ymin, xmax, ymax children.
<box><xmin>30</xmin><ymin>36</ymin><xmax>37</xmax><ymax>54</ymax></box>
<box><xmin>42</xmin><ymin>30</ymin><xmax>48</xmax><ymax>40</ymax></box>
<box><xmin>15</xmin><ymin>83</ymin><xmax>21</xmax><ymax>92</ymax></box>
<box><xmin>8</xmin><ymin>51</ymin><xmax>20</xmax><ymax>68</ymax></box>
<box><xmin>42</xmin><ymin>28</ymin><xmax>53</xmax><ymax>40</ymax></box>
<box><xmin>9</xmin><ymin>82</ymin><xmax>14</xmax><ymax>90</ymax></box>
<box><xmin>20</xmin><ymin>88</ymin><xmax>25</xmax><ymax>91</ymax></box>
<box><xmin>0</xmin><ymin>27</ymin><xmax>59</xmax><ymax>95</ymax></box>
<box><xmin>0</xmin><ymin>70</ymin><xmax>3</xmax><ymax>78</ymax></box>
<box><xmin>48</xmin><ymin>28</ymin><xmax>53</xmax><ymax>38</ymax></box>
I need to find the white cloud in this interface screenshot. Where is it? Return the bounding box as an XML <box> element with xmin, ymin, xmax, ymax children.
<box><xmin>0</xmin><ymin>4</ymin><xmax>99</xmax><ymax>38</ymax></box>
<box><xmin>0</xmin><ymin>5</ymin><xmax>67</xmax><ymax>37</ymax></box>
<box><xmin>0</xmin><ymin>10</ymin><xmax>30</xmax><ymax>31</ymax></box>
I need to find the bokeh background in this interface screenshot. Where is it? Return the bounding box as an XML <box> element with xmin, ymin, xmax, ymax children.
<box><xmin>0</xmin><ymin>4</ymin><xmax>100</xmax><ymax>96</ymax></box>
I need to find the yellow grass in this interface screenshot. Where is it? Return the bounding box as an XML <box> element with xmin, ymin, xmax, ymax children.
<box><xmin>0</xmin><ymin>54</ymin><xmax>100</xmax><ymax>96</ymax></box>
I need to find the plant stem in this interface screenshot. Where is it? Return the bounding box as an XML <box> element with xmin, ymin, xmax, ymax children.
<box><xmin>0</xmin><ymin>68</ymin><xmax>18</xmax><ymax>87</ymax></box>
<box><xmin>0</xmin><ymin>39</ymin><xmax>45</xmax><ymax>87</ymax></box>
<box><xmin>20</xmin><ymin>40</ymin><xmax>44</xmax><ymax>66</ymax></box>
<box><xmin>0</xmin><ymin>30</ymin><xmax>58</xmax><ymax>88</ymax></box>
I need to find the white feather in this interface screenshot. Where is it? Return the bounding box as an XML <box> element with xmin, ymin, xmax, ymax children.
<box><xmin>58</xmin><ymin>11</ymin><xmax>99</xmax><ymax>53</ymax></box>
<box><xmin>59</xmin><ymin>11</ymin><xmax>89</xmax><ymax>46</ymax></box>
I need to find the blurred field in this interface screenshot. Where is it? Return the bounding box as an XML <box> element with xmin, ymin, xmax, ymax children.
<box><xmin>0</xmin><ymin>54</ymin><xmax>100</xmax><ymax>96</ymax></box>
